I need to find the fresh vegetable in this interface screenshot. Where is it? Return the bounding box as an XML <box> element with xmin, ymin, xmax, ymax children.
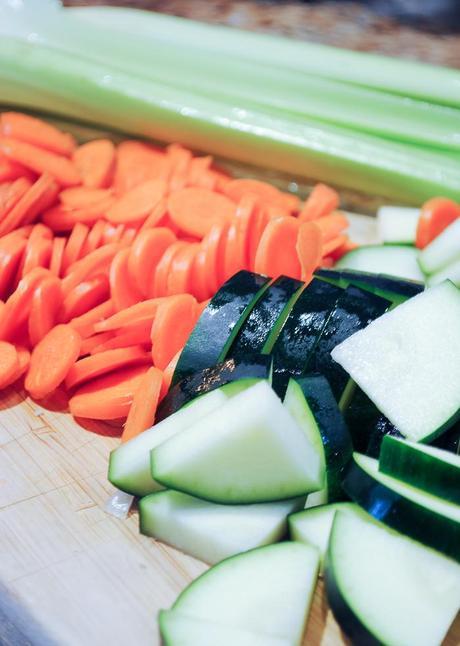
<box><xmin>418</xmin><ymin>218</ymin><xmax>460</xmax><ymax>275</ymax></box>
<box><xmin>379</xmin><ymin>435</ymin><xmax>460</xmax><ymax>504</ymax></box>
<box><xmin>159</xmin><ymin>542</ymin><xmax>319</xmax><ymax>645</ymax></box>
<box><xmin>283</xmin><ymin>376</ymin><xmax>353</xmax><ymax>503</ymax></box>
<box><xmin>120</xmin><ymin>366</ymin><xmax>163</xmax><ymax>443</ymax></box>
<box><xmin>326</xmin><ymin>510</ymin><xmax>460</xmax><ymax>646</ymax></box>
<box><xmin>343</xmin><ymin>453</ymin><xmax>460</xmax><ymax>561</ymax></box>
<box><xmin>336</xmin><ymin>244</ymin><xmax>424</xmax><ymax>282</ymax></box>
<box><xmin>376</xmin><ymin>205</ymin><xmax>419</xmax><ymax>244</ymax></box>
<box><xmin>151</xmin><ymin>381</ymin><xmax>324</xmax><ymax>504</ymax></box>
<box><xmin>427</xmin><ymin>257</ymin><xmax>460</xmax><ymax>288</ymax></box>
<box><xmin>139</xmin><ymin>490</ymin><xmax>304</xmax><ymax>565</ymax></box>
<box><xmin>416</xmin><ymin>197</ymin><xmax>460</xmax><ymax>249</ymax></box>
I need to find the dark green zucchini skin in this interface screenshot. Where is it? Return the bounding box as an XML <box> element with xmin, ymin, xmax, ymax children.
<box><xmin>315</xmin><ymin>268</ymin><xmax>424</xmax><ymax>300</ymax></box>
<box><xmin>156</xmin><ymin>355</ymin><xmax>271</xmax><ymax>422</ymax></box>
<box><xmin>228</xmin><ymin>275</ymin><xmax>303</xmax><ymax>361</ymax></box>
<box><xmin>432</xmin><ymin>420</ymin><xmax>460</xmax><ymax>456</ymax></box>
<box><xmin>172</xmin><ymin>270</ymin><xmax>270</xmax><ymax>386</ymax></box>
<box><xmin>324</xmin><ymin>560</ymin><xmax>380</xmax><ymax>646</ymax></box>
<box><xmin>342</xmin><ymin>456</ymin><xmax>460</xmax><ymax>562</ymax></box>
<box><xmin>379</xmin><ymin>436</ymin><xmax>460</xmax><ymax>505</ymax></box>
<box><xmin>271</xmin><ymin>278</ymin><xmax>343</xmax><ymax>397</ymax></box>
<box><xmin>309</xmin><ymin>285</ymin><xmax>391</xmax><ymax>401</ymax></box>
<box><xmin>295</xmin><ymin>374</ymin><xmax>353</xmax><ymax>501</ymax></box>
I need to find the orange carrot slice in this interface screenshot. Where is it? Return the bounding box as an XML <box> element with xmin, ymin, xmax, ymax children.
<box><xmin>1</xmin><ymin>345</ymin><xmax>31</xmax><ymax>388</ymax></box>
<box><xmin>254</xmin><ymin>216</ymin><xmax>301</xmax><ymax>279</ymax></box>
<box><xmin>94</xmin><ymin>298</ymin><xmax>165</xmax><ymax>333</ymax></box>
<box><xmin>299</xmin><ymin>183</ymin><xmax>340</xmax><ymax>221</ymax></box>
<box><xmin>160</xmin><ymin>349</ymin><xmax>182</xmax><ymax>399</ymax></box>
<box><xmin>73</xmin><ymin>139</ymin><xmax>115</xmax><ymax>189</ymax></box>
<box><xmin>322</xmin><ymin>234</ymin><xmax>349</xmax><ymax>257</ymax></box>
<box><xmin>62</xmin><ymin>243</ymin><xmax>122</xmax><ymax>295</ymax></box>
<box><xmin>187</xmin><ymin>155</ymin><xmax>212</xmax><ymax>187</ymax></box>
<box><xmin>60</xmin><ymin>275</ymin><xmax>110</xmax><ymax>322</ymax></box>
<box><xmin>109</xmin><ymin>248</ymin><xmax>143</xmax><ymax>311</ymax></box>
<box><xmin>0</xmin><ymin>138</ymin><xmax>80</xmax><ymax>187</ymax></box>
<box><xmin>25</xmin><ymin>324</ymin><xmax>81</xmax><ymax>399</ymax></box>
<box><xmin>0</xmin><ymin>152</ymin><xmax>36</xmax><ymax>183</ymax></box>
<box><xmin>416</xmin><ymin>197</ymin><xmax>460</xmax><ymax>249</ymax></box>
<box><xmin>82</xmin><ymin>220</ymin><xmax>108</xmax><ymax>255</ymax></box>
<box><xmin>79</xmin><ymin>331</ymin><xmax>115</xmax><ymax>356</ymax></box>
<box><xmin>0</xmin><ymin>236</ymin><xmax>27</xmax><ymax>299</ymax></box>
<box><xmin>62</xmin><ymin>223</ymin><xmax>90</xmax><ymax>272</ymax></box>
<box><xmin>113</xmin><ymin>141</ymin><xmax>166</xmax><ymax>194</ymax></box>
<box><xmin>106</xmin><ymin>178</ymin><xmax>167</xmax><ymax>224</ymax></box>
<box><xmin>224</xmin><ymin>178</ymin><xmax>295</xmax><ymax>212</ymax></box>
<box><xmin>49</xmin><ymin>237</ymin><xmax>66</xmax><ymax>277</ymax></box>
<box><xmin>60</xmin><ymin>187</ymin><xmax>112</xmax><ymax>209</ymax></box>
<box><xmin>328</xmin><ymin>237</ymin><xmax>358</xmax><ymax>261</ymax></box>
<box><xmin>0</xmin><ymin>178</ymin><xmax>32</xmax><ymax>217</ymax></box>
<box><xmin>168</xmin><ymin>187</ymin><xmax>235</xmax><ymax>238</ymax></box>
<box><xmin>69</xmin><ymin>299</ymin><xmax>114</xmax><ymax>338</ymax></box>
<box><xmin>314</xmin><ymin>212</ymin><xmax>349</xmax><ymax>242</ymax></box>
<box><xmin>1</xmin><ymin>112</ymin><xmax>76</xmax><ymax>157</ymax></box>
<box><xmin>68</xmin><ymin>364</ymin><xmax>149</xmax><ymax>420</ymax></box>
<box><xmin>121</xmin><ymin>366</ymin><xmax>163</xmax><ymax>442</ymax></box>
<box><xmin>205</xmin><ymin>223</ymin><xmax>231</xmax><ymax>292</ymax></box>
<box><xmin>153</xmin><ymin>241</ymin><xmax>187</xmax><ymax>298</ymax></box>
<box><xmin>127</xmin><ymin>227</ymin><xmax>176</xmax><ymax>298</ymax></box>
<box><xmin>296</xmin><ymin>222</ymin><xmax>323</xmax><ymax>281</ymax></box>
<box><xmin>0</xmin><ymin>174</ymin><xmax>59</xmax><ymax>237</ymax></box>
<box><xmin>151</xmin><ymin>294</ymin><xmax>197</xmax><ymax>370</ymax></box>
<box><xmin>0</xmin><ymin>267</ymin><xmax>50</xmax><ymax>340</ymax></box>
<box><xmin>65</xmin><ymin>346</ymin><xmax>151</xmax><ymax>390</ymax></box>
<box><xmin>90</xmin><ymin>331</ymin><xmax>150</xmax><ymax>354</ymax></box>
<box><xmin>167</xmin><ymin>243</ymin><xmax>199</xmax><ymax>296</ymax></box>
<box><xmin>28</xmin><ymin>276</ymin><xmax>63</xmax><ymax>346</ymax></box>
<box><xmin>191</xmin><ymin>248</ymin><xmax>209</xmax><ymax>302</ymax></box>
<box><xmin>0</xmin><ymin>341</ymin><xmax>19</xmax><ymax>388</ymax></box>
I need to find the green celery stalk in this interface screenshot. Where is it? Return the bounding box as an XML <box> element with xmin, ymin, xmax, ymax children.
<box><xmin>70</xmin><ymin>5</ymin><xmax>460</xmax><ymax>110</ymax></box>
<box><xmin>1</xmin><ymin>37</ymin><xmax>460</xmax><ymax>204</ymax></box>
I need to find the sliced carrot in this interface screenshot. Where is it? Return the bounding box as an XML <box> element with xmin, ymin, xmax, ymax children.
<box><xmin>191</xmin><ymin>248</ymin><xmax>210</xmax><ymax>302</ymax></box>
<box><xmin>314</xmin><ymin>212</ymin><xmax>349</xmax><ymax>242</ymax></box>
<box><xmin>1</xmin><ymin>112</ymin><xmax>75</xmax><ymax>157</ymax></box>
<box><xmin>0</xmin><ymin>236</ymin><xmax>27</xmax><ymax>299</ymax></box>
<box><xmin>0</xmin><ymin>267</ymin><xmax>50</xmax><ymax>340</ymax></box>
<box><xmin>69</xmin><ymin>299</ymin><xmax>114</xmax><ymax>338</ymax></box>
<box><xmin>187</xmin><ymin>155</ymin><xmax>212</xmax><ymax>187</ymax></box>
<box><xmin>0</xmin><ymin>138</ymin><xmax>80</xmax><ymax>187</ymax></box>
<box><xmin>168</xmin><ymin>145</ymin><xmax>192</xmax><ymax>193</ymax></box>
<box><xmin>28</xmin><ymin>276</ymin><xmax>63</xmax><ymax>346</ymax></box>
<box><xmin>247</xmin><ymin>203</ymin><xmax>267</xmax><ymax>271</ymax></box>
<box><xmin>153</xmin><ymin>241</ymin><xmax>187</xmax><ymax>298</ymax></box>
<box><xmin>62</xmin><ymin>223</ymin><xmax>90</xmax><ymax>272</ymax></box>
<box><xmin>25</xmin><ymin>324</ymin><xmax>81</xmax><ymax>399</ymax></box>
<box><xmin>94</xmin><ymin>298</ymin><xmax>165</xmax><ymax>333</ymax></box>
<box><xmin>254</xmin><ymin>216</ymin><xmax>301</xmax><ymax>279</ymax></box>
<box><xmin>106</xmin><ymin>178</ymin><xmax>167</xmax><ymax>224</ymax></box>
<box><xmin>322</xmin><ymin>234</ymin><xmax>349</xmax><ymax>257</ymax></box>
<box><xmin>20</xmin><ymin>236</ymin><xmax>52</xmax><ymax>278</ymax></box>
<box><xmin>168</xmin><ymin>187</ymin><xmax>235</xmax><ymax>238</ymax></box>
<box><xmin>82</xmin><ymin>220</ymin><xmax>107</xmax><ymax>255</ymax></box>
<box><xmin>60</xmin><ymin>275</ymin><xmax>110</xmax><ymax>323</ymax></box>
<box><xmin>1</xmin><ymin>345</ymin><xmax>31</xmax><ymax>388</ymax></box>
<box><xmin>0</xmin><ymin>178</ymin><xmax>32</xmax><ymax>217</ymax></box>
<box><xmin>65</xmin><ymin>346</ymin><xmax>151</xmax><ymax>390</ymax></box>
<box><xmin>416</xmin><ymin>197</ymin><xmax>460</xmax><ymax>249</ymax></box>
<box><xmin>127</xmin><ymin>227</ymin><xmax>177</xmax><ymax>298</ymax></box>
<box><xmin>109</xmin><ymin>248</ymin><xmax>143</xmax><ymax>311</ymax></box>
<box><xmin>60</xmin><ymin>187</ymin><xmax>112</xmax><ymax>209</ymax></box>
<box><xmin>28</xmin><ymin>223</ymin><xmax>53</xmax><ymax>242</ymax></box>
<box><xmin>0</xmin><ymin>174</ymin><xmax>59</xmax><ymax>236</ymax></box>
<box><xmin>113</xmin><ymin>141</ymin><xmax>167</xmax><ymax>194</ymax></box>
<box><xmin>42</xmin><ymin>195</ymin><xmax>113</xmax><ymax>231</ymax></box>
<box><xmin>328</xmin><ymin>237</ymin><xmax>359</xmax><ymax>261</ymax></box>
<box><xmin>151</xmin><ymin>294</ymin><xmax>197</xmax><ymax>370</ymax></box>
<box><xmin>222</xmin><ymin>195</ymin><xmax>255</xmax><ymax>282</ymax></box>
<box><xmin>299</xmin><ymin>183</ymin><xmax>340</xmax><ymax>222</ymax></box>
<box><xmin>160</xmin><ymin>349</ymin><xmax>182</xmax><ymax>399</ymax></box>
<box><xmin>62</xmin><ymin>244</ymin><xmax>122</xmax><ymax>295</ymax></box>
<box><xmin>0</xmin><ymin>341</ymin><xmax>19</xmax><ymax>388</ymax></box>
<box><xmin>90</xmin><ymin>330</ymin><xmax>150</xmax><ymax>354</ymax></box>
<box><xmin>167</xmin><ymin>243</ymin><xmax>199</xmax><ymax>296</ymax></box>
<box><xmin>139</xmin><ymin>197</ymin><xmax>169</xmax><ymax>231</ymax></box>
<box><xmin>296</xmin><ymin>222</ymin><xmax>323</xmax><ymax>281</ymax></box>
<box><xmin>224</xmin><ymin>178</ymin><xmax>295</xmax><ymax>212</ymax></box>
<box><xmin>49</xmin><ymin>237</ymin><xmax>66</xmax><ymax>277</ymax></box>
<box><xmin>0</xmin><ymin>153</ymin><xmax>36</xmax><ymax>183</ymax></box>
<box><xmin>321</xmin><ymin>257</ymin><xmax>335</xmax><ymax>268</ymax></box>
<box><xmin>204</xmin><ymin>223</ymin><xmax>231</xmax><ymax>292</ymax></box>
<box><xmin>121</xmin><ymin>366</ymin><xmax>163</xmax><ymax>442</ymax></box>
<box><xmin>79</xmin><ymin>331</ymin><xmax>115</xmax><ymax>356</ymax></box>
<box><xmin>73</xmin><ymin>139</ymin><xmax>115</xmax><ymax>189</ymax></box>
<box><xmin>68</xmin><ymin>365</ymin><xmax>149</xmax><ymax>420</ymax></box>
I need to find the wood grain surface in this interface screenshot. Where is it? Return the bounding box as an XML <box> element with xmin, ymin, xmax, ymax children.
<box><xmin>0</xmin><ymin>217</ymin><xmax>458</xmax><ymax>646</ymax></box>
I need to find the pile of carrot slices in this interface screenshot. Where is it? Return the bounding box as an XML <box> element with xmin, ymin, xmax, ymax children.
<box><xmin>0</xmin><ymin>111</ymin><xmax>354</xmax><ymax>440</ymax></box>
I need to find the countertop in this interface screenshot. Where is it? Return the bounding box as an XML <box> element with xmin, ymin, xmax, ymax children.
<box><xmin>64</xmin><ymin>0</ymin><xmax>460</xmax><ymax>68</ymax></box>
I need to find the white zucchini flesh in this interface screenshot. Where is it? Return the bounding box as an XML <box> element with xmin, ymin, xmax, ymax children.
<box><xmin>427</xmin><ymin>256</ymin><xmax>460</xmax><ymax>288</ymax></box>
<box><xmin>166</xmin><ymin>541</ymin><xmax>319</xmax><ymax>645</ymax></box>
<box><xmin>419</xmin><ymin>218</ymin><xmax>460</xmax><ymax>275</ymax></box>
<box><xmin>139</xmin><ymin>490</ymin><xmax>304</xmax><ymax>565</ymax></box>
<box><xmin>336</xmin><ymin>244</ymin><xmax>424</xmax><ymax>282</ymax></box>
<box><xmin>326</xmin><ymin>511</ymin><xmax>460</xmax><ymax>646</ymax></box>
<box><xmin>151</xmin><ymin>381</ymin><xmax>324</xmax><ymax>504</ymax></box>
<box><xmin>331</xmin><ymin>281</ymin><xmax>460</xmax><ymax>441</ymax></box>
<box><xmin>159</xmin><ymin>612</ymin><xmax>291</xmax><ymax>646</ymax></box>
<box><xmin>377</xmin><ymin>206</ymin><xmax>419</xmax><ymax>244</ymax></box>
<box><xmin>288</xmin><ymin>502</ymin><xmax>364</xmax><ymax>571</ymax></box>
<box><xmin>108</xmin><ymin>387</ymin><xmax>229</xmax><ymax>497</ymax></box>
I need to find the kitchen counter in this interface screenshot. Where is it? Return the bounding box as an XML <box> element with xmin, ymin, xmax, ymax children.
<box><xmin>64</xmin><ymin>0</ymin><xmax>460</xmax><ymax>68</ymax></box>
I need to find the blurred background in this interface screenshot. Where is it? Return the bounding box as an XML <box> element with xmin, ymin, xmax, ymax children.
<box><xmin>63</xmin><ymin>1</ymin><xmax>460</xmax><ymax>68</ymax></box>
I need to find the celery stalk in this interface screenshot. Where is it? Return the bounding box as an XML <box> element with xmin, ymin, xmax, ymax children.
<box><xmin>70</xmin><ymin>6</ymin><xmax>460</xmax><ymax>110</ymax></box>
<box><xmin>1</xmin><ymin>37</ymin><xmax>460</xmax><ymax>204</ymax></box>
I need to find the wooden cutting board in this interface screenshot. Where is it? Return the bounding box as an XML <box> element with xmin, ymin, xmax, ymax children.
<box><xmin>0</xmin><ymin>215</ymin><xmax>458</xmax><ymax>646</ymax></box>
